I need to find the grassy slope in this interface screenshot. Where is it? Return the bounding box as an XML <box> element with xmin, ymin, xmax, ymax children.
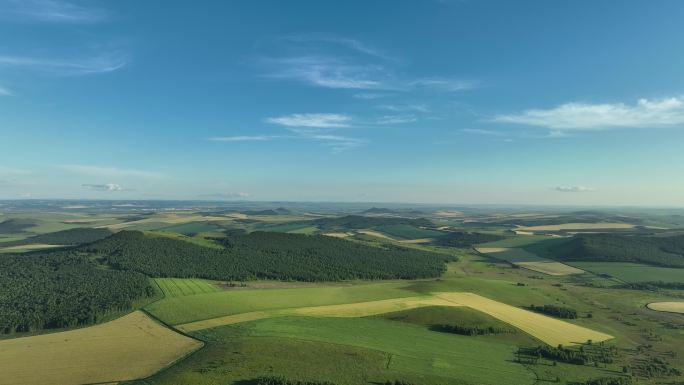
<box><xmin>569</xmin><ymin>262</ymin><xmax>684</xmax><ymax>283</ymax></box>
<box><xmin>147</xmin><ymin>282</ymin><xmax>416</xmax><ymax>325</ymax></box>
<box><xmin>197</xmin><ymin>317</ymin><xmax>535</xmax><ymax>385</ymax></box>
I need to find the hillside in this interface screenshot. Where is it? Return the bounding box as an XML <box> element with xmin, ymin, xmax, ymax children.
<box><xmin>550</xmin><ymin>234</ymin><xmax>684</xmax><ymax>268</ymax></box>
<box><xmin>0</xmin><ymin>228</ymin><xmax>113</xmax><ymax>247</ymax></box>
<box><xmin>314</xmin><ymin>215</ymin><xmax>433</xmax><ymax>230</ymax></box>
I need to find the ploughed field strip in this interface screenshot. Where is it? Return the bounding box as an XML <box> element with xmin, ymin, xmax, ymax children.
<box><xmin>647</xmin><ymin>302</ymin><xmax>684</xmax><ymax>314</ymax></box>
<box><xmin>476</xmin><ymin>247</ymin><xmax>585</xmax><ymax>276</ymax></box>
<box><xmin>0</xmin><ymin>311</ymin><xmax>202</xmax><ymax>385</ymax></box>
<box><xmin>176</xmin><ymin>292</ymin><xmax>612</xmax><ymax>346</ymax></box>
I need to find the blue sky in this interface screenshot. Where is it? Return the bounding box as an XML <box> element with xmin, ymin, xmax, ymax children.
<box><xmin>1</xmin><ymin>0</ymin><xmax>684</xmax><ymax>205</ymax></box>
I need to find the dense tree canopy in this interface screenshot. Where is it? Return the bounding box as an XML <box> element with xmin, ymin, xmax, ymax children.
<box><xmin>1</xmin><ymin>227</ymin><xmax>112</xmax><ymax>247</ymax></box>
<box><xmin>313</xmin><ymin>215</ymin><xmax>433</xmax><ymax>230</ymax></box>
<box><xmin>432</xmin><ymin>231</ymin><xmax>505</xmax><ymax>248</ymax></box>
<box><xmin>0</xmin><ymin>251</ymin><xmax>153</xmax><ymax>334</ymax></box>
<box><xmin>551</xmin><ymin>234</ymin><xmax>684</xmax><ymax>268</ymax></box>
<box><xmin>86</xmin><ymin>231</ymin><xmax>451</xmax><ymax>281</ymax></box>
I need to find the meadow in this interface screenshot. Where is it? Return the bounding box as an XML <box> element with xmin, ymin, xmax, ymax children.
<box><xmin>569</xmin><ymin>262</ymin><xmax>684</xmax><ymax>283</ymax></box>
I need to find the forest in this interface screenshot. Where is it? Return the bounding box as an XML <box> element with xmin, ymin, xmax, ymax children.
<box><xmin>527</xmin><ymin>304</ymin><xmax>579</xmax><ymax>319</ymax></box>
<box><xmin>550</xmin><ymin>234</ymin><xmax>684</xmax><ymax>268</ymax></box>
<box><xmin>432</xmin><ymin>231</ymin><xmax>504</xmax><ymax>247</ymax></box>
<box><xmin>0</xmin><ymin>227</ymin><xmax>112</xmax><ymax>247</ymax></box>
<box><xmin>86</xmin><ymin>231</ymin><xmax>451</xmax><ymax>281</ymax></box>
<box><xmin>0</xmin><ymin>251</ymin><xmax>153</xmax><ymax>334</ymax></box>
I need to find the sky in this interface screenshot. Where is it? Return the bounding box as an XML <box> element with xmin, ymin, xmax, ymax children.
<box><xmin>1</xmin><ymin>0</ymin><xmax>684</xmax><ymax>206</ymax></box>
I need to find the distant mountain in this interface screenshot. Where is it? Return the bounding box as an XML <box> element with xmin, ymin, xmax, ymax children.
<box><xmin>362</xmin><ymin>207</ymin><xmax>397</xmax><ymax>214</ymax></box>
<box><xmin>314</xmin><ymin>215</ymin><xmax>433</xmax><ymax>230</ymax></box>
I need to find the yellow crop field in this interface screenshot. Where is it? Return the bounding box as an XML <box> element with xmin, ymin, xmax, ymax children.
<box><xmin>516</xmin><ymin>261</ymin><xmax>585</xmax><ymax>276</ymax></box>
<box><xmin>0</xmin><ymin>311</ymin><xmax>202</xmax><ymax>385</ymax></box>
<box><xmin>435</xmin><ymin>293</ymin><xmax>613</xmax><ymax>346</ymax></box>
<box><xmin>647</xmin><ymin>302</ymin><xmax>684</xmax><ymax>314</ymax></box>
<box><xmin>177</xmin><ymin>292</ymin><xmax>612</xmax><ymax>347</ymax></box>
<box><xmin>518</xmin><ymin>222</ymin><xmax>635</xmax><ymax>232</ymax></box>
<box><xmin>357</xmin><ymin>229</ymin><xmax>395</xmax><ymax>240</ymax></box>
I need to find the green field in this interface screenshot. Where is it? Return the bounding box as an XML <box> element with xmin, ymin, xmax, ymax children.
<box><xmin>374</xmin><ymin>224</ymin><xmax>445</xmax><ymax>239</ymax></box>
<box><xmin>147</xmin><ymin>282</ymin><xmax>416</xmax><ymax>325</ymax></box>
<box><xmin>569</xmin><ymin>262</ymin><xmax>684</xmax><ymax>283</ymax></box>
<box><xmin>158</xmin><ymin>221</ymin><xmax>222</xmax><ymax>235</ymax></box>
<box><xmin>154</xmin><ymin>278</ymin><xmax>222</xmax><ymax>297</ymax></box>
<box><xmin>197</xmin><ymin>316</ymin><xmax>536</xmax><ymax>385</ymax></box>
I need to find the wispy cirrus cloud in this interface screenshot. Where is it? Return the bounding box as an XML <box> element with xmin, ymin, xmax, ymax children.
<box><xmin>375</xmin><ymin>114</ymin><xmax>417</xmax><ymax>125</ymax></box>
<box><xmin>198</xmin><ymin>192</ymin><xmax>250</xmax><ymax>199</ymax></box>
<box><xmin>0</xmin><ymin>0</ymin><xmax>108</xmax><ymax>24</ymax></box>
<box><xmin>82</xmin><ymin>183</ymin><xmax>125</xmax><ymax>192</ymax></box>
<box><xmin>461</xmin><ymin>128</ymin><xmax>504</xmax><ymax>136</ymax></box>
<box><xmin>0</xmin><ymin>86</ymin><xmax>12</xmax><ymax>96</ymax></box>
<box><xmin>60</xmin><ymin>165</ymin><xmax>163</xmax><ymax>178</ymax></box>
<box><xmin>552</xmin><ymin>186</ymin><xmax>595</xmax><ymax>193</ymax></box>
<box><xmin>494</xmin><ymin>96</ymin><xmax>684</xmax><ymax>131</ymax></box>
<box><xmin>259</xmin><ymin>36</ymin><xmax>476</xmax><ymax>93</ymax></box>
<box><xmin>266</xmin><ymin>113</ymin><xmax>352</xmax><ymax>128</ymax></box>
<box><xmin>208</xmin><ymin>135</ymin><xmax>279</xmax><ymax>142</ymax></box>
<box><xmin>0</xmin><ymin>51</ymin><xmax>128</xmax><ymax>76</ymax></box>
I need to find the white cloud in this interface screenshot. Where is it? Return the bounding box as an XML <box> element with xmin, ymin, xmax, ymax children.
<box><xmin>353</xmin><ymin>93</ymin><xmax>386</xmax><ymax>99</ymax></box>
<box><xmin>376</xmin><ymin>114</ymin><xmax>417</xmax><ymax>125</ymax></box>
<box><xmin>266</xmin><ymin>113</ymin><xmax>352</xmax><ymax>128</ymax></box>
<box><xmin>208</xmin><ymin>135</ymin><xmax>278</xmax><ymax>142</ymax></box>
<box><xmin>82</xmin><ymin>183</ymin><xmax>124</xmax><ymax>192</ymax></box>
<box><xmin>0</xmin><ymin>51</ymin><xmax>128</xmax><ymax>76</ymax></box>
<box><xmin>265</xmin><ymin>56</ymin><xmax>386</xmax><ymax>90</ymax></box>
<box><xmin>409</xmin><ymin>78</ymin><xmax>477</xmax><ymax>92</ymax></box>
<box><xmin>494</xmin><ymin>97</ymin><xmax>684</xmax><ymax>130</ymax></box>
<box><xmin>61</xmin><ymin>165</ymin><xmax>163</xmax><ymax>178</ymax></box>
<box><xmin>461</xmin><ymin>128</ymin><xmax>503</xmax><ymax>136</ymax></box>
<box><xmin>377</xmin><ymin>104</ymin><xmax>430</xmax><ymax>113</ymax></box>
<box><xmin>0</xmin><ymin>86</ymin><xmax>13</xmax><ymax>96</ymax></box>
<box><xmin>552</xmin><ymin>186</ymin><xmax>595</xmax><ymax>193</ymax></box>
<box><xmin>0</xmin><ymin>0</ymin><xmax>107</xmax><ymax>24</ymax></box>
<box><xmin>280</xmin><ymin>34</ymin><xmax>392</xmax><ymax>61</ymax></box>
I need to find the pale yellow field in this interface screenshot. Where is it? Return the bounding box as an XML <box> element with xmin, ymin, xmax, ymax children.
<box><xmin>357</xmin><ymin>229</ymin><xmax>396</xmax><ymax>240</ymax></box>
<box><xmin>398</xmin><ymin>238</ymin><xmax>433</xmax><ymax>244</ymax></box>
<box><xmin>435</xmin><ymin>293</ymin><xmax>613</xmax><ymax>346</ymax></box>
<box><xmin>518</xmin><ymin>222</ymin><xmax>635</xmax><ymax>232</ymax></box>
<box><xmin>0</xmin><ymin>243</ymin><xmax>64</xmax><ymax>253</ymax></box>
<box><xmin>177</xmin><ymin>293</ymin><xmax>612</xmax><ymax>346</ymax></box>
<box><xmin>0</xmin><ymin>311</ymin><xmax>202</xmax><ymax>385</ymax></box>
<box><xmin>323</xmin><ymin>232</ymin><xmax>353</xmax><ymax>238</ymax></box>
<box><xmin>516</xmin><ymin>261</ymin><xmax>585</xmax><ymax>276</ymax></box>
<box><xmin>475</xmin><ymin>247</ymin><xmax>539</xmax><ymax>261</ymax></box>
<box><xmin>646</xmin><ymin>302</ymin><xmax>684</xmax><ymax>314</ymax></box>
<box><xmin>100</xmin><ymin>214</ymin><xmax>231</xmax><ymax>230</ymax></box>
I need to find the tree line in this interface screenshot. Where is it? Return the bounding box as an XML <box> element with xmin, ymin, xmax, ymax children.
<box><xmin>431</xmin><ymin>323</ymin><xmax>513</xmax><ymax>336</ymax></box>
<box><xmin>527</xmin><ymin>304</ymin><xmax>578</xmax><ymax>319</ymax></box>
<box><xmin>0</xmin><ymin>251</ymin><xmax>153</xmax><ymax>334</ymax></box>
<box><xmin>85</xmin><ymin>231</ymin><xmax>452</xmax><ymax>282</ymax></box>
<box><xmin>0</xmin><ymin>227</ymin><xmax>112</xmax><ymax>247</ymax></box>
<box><xmin>551</xmin><ymin>234</ymin><xmax>684</xmax><ymax>268</ymax></box>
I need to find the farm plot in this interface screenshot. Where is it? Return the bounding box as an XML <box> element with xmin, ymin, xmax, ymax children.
<box><xmin>476</xmin><ymin>247</ymin><xmax>584</xmax><ymax>276</ymax></box>
<box><xmin>155</xmin><ymin>278</ymin><xmax>221</xmax><ymax>297</ymax></box>
<box><xmin>176</xmin><ymin>291</ymin><xmax>612</xmax><ymax>346</ymax></box>
<box><xmin>435</xmin><ymin>292</ymin><xmax>613</xmax><ymax>346</ymax></box>
<box><xmin>517</xmin><ymin>222</ymin><xmax>635</xmax><ymax>232</ymax></box>
<box><xmin>569</xmin><ymin>262</ymin><xmax>684</xmax><ymax>283</ymax></box>
<box><xmin>0</xmin><ymin>311</ymin><xmax>202</xmax><ymax>385</ymax></box>
<box><xmin>646</xmin><ymin>302</ymin><xmax>684</xmax><ymax>314</ymax></box>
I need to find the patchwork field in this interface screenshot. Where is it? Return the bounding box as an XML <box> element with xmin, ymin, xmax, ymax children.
<box><xmin>515</xmin><ymin>261</ymin><xmax>585</xmax><ymax>275</ymax></box>
<box><xmin>517</xmin><ymin>222</ymin><xmax>635</xmax><ymax>232</ymax></box>
<box><xmin>476</xmin><ymin>247</ymin><xmax>584</xmax><ymax>276</ymax></box>
<box><xmin>647</xmin><ymin>302</ymin><xmax>684</xmax><ymax>314</ymax></box>
<box><xmin>0</xmin><ymin>311</ymin><xmax>202</xmax><ymax>385</ymax></box>
<box><xmin>570</xmin><ymin>262</ymin><xmax>684</xmax><ymax>283</ymax></box>
<box><xmin>175</xmin><ymin>291</ymin><xmax>612</xmax><ymax>346</ymax></box>
<box><xmin>155</xmin><ymin>278</ymin><xmax>221</xmax><ymax>297</ymax></box>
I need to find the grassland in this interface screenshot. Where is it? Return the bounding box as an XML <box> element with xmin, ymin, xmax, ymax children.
<box><xmin>646</xmin><ymin>302</ymin><xmax>684</xmax><ymax>314</ymax></box>
<box><xmin>198</xmin><ymin>316</ymin><xmax>536</xmax><ymax>385</ymax></box>
<box><xmin>0</xmin><ymin>311</ymin><xmax>202</xmax><ymax>385</ymax></box>
<box><xmin>146</xmin><ymin>282</ymin><xmax>416</xmax><ymax>325</ymax></box>
<box><xmin>476</xmin><ymin>247</ymin><xmax>584</xmax><ymax>275</ymax></box>
<box><xmin>154</xmin><ymin>278</ymin><xmax>221</xmax><ymax>297</ymax></box>
<box><xmin>570</xmin><ymin>262</ymin><xmax>684</xmax><ymax>283</ymax></box>
<box><xmin>374</xmin><ymin>224</ymin><xmax>445</xmax><ymax>239</ymax></box>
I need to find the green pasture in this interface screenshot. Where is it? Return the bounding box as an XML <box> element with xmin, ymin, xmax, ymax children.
<box><xmin>154</xmin><ymin>278</ymin><xmax>221</xmax><ymax>298</ymax></box>
<box><xmin>569</xmin><ymin>262</ymin><xmax>684</xmax><ymax>283</ymax></box>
